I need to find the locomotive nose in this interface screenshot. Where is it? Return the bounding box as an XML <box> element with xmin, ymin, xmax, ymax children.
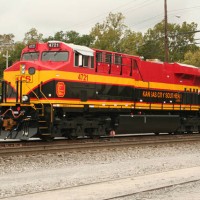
<box><xmin>4</xmin><ymin>61</ymin><xmax>38</xmax><ymax>83</ymax></box>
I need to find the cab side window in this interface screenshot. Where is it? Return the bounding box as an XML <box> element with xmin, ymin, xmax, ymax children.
<box><xmin>105</xmin><ymin>53</ymin><xmax>112</xmax><ymax>64</ymax></box>
<box><xmin>114</xmin><ymin>54</ymin><xmax>122</xmax><ymax>65</ymax></box>
<box><xmin>96</xmin><ymin>52</ymin><xmax>103</xmax><ymax>62</ymax></box>
<box><xmin>75</xmin><ymin>52</ymin><xmax>94</xmax><ymax>68</ymax></box>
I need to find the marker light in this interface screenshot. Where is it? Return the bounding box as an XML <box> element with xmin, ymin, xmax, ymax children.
<box><xmin>21</xmin><ymin>64</ymin><xmax>26</xmax><ymax>74</ymax></box>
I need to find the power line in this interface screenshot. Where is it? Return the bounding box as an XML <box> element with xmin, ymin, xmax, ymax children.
<box><xmin>119</xmin><ymin>0</ymin><xmax>157</xmax><ymax>14</ymax></box>
<box><xmin>66</xmin><ymin>0</ymin><xmax>139</xmax><ymax>30</ymax></box>
<box><xmin>169</xmin><ymin>30</ymin><xmax>200</xmax><ymax>37</ymax></box>
<box><xmin>130</xmin><ymin>5</ymin><xmax>200</xmax><ymax>29</ymax></box>
<box><xmin>65</xmin><ymin>0</ymin><xmax>158</xmax><ymax>31</ymax></box>
<box><xmin>177</xmin><ymin>30</ymin><xmax>200</xmax><ymax>34</ymax></box>
<box><xmin>63</xmin><ymin>1</ymin><xmax>200</xmax><ymax>35</ymax></box>
<box><xmin>168</xmin><ymin>5</ymin><xmax>200</xmax><ymax>14</ymax></box>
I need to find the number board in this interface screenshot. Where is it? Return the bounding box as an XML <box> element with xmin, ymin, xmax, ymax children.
<box><xmin>48</xmin><ymin>42</ymin><xmax>60</xmax><ymax>48</ymax></box>
<box><xmin>28</xmin><ymin>44</ymin><xmax>36</xmax><ymax>49</ymax></box>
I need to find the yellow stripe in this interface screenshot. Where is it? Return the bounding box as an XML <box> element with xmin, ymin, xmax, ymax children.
<box><xmin>4</xmin><ymin>70</ymin><xmax>200</xmax><ymax>93</ymax></box>
<box><xmin>3</xmin><ymin>98</ymin><xmax>199</xmax><ymax>111</ymax></box>
<box><xmin>3</xmin><ymin>70</ymin><xmax>200</xmax><ymax>111</ymax></box>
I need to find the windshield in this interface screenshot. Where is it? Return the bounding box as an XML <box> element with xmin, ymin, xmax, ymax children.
<box><xmin>42</xmin><ymin>51</ymin><xmax>69</xmax><ymax>62</ymax></box>
<box><xmin>22</xmin><ymin>52</ymin><xmax>39</xmax><ymax>61</ymax></box>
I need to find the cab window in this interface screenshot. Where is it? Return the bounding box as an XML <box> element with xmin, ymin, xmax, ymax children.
<box><xmin>42</xmin><ymin>51</ymin><xmax>69</xmax><ymax>61</ymax></box>
<box><xmin>21</xmin><ymin>52</ymin><xmax>39</xmax><ymax>61</ymax></box>
<box><xmin>75</xmin><ymin>52</ymin><xmax>94</xmax><ymax>68</ymax></box>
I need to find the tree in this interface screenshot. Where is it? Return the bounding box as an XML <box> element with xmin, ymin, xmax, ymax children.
<box><xmin>0</xmin><ymin>42</ymin><xmax>26</xmax><ymax>78</ymax></box>
<box><xmin>0</xmin><ymin>53</ymin><xmax>6</xmax><ymax>78</ymax></box>
<box><xmin>23</xmin><ymin>28</ymin><xmax>43</xmax><ymax>45</ymax></box>
<box><xmin>139</xmin><ymin>21</ymin><xmax>199</xmax><ymax>62</ymax></box>
<box><xmin>77</xmin><ymin>34</ymin><xmax>94</xmax><ymax>47</ymax></box>
<box><xmin>43</xmin><ymin>30</ymin><xmax>94</xmax><ymax>46</ymax></box>
<box><xmin>0</xmin><ymin>34</ymin><xmax>14</xmax><ymax>47</ymax></box>
<box><xmin>54</xmin><ymin>31</ymin><xmax>65</xmax><ymax>41</ymax></box>
<box><xmin>90</xmin><ymin>12</ymin><xmax>127</xmax><ymax>52</ymax></box>
<box><xmin>120</xmin><ymin>29</ymin><xmax>143</xmax><ymax>55</ymax></box>
<box><xmin>169</xmin><ymin>22</ymin><xmax>198</xmax><ymax>62</ymax></box>
<box><xmin>0</xmin><ymin>34</ymin><xmax>15</xmax><ymax>78</ymax></box>
<box><xmin>10</xmin><ymin>42</ymin><xmax>26</xmax><ymax>63</ymax></box>
<box><xmin>65</xmin><ymin>30</ymin><xmax>80</xmax><ymax>43</ymax></box>
<box><xmin>183</xmin><ymin>49</ymin><xmax>200</xmax><ymax>67</ymax></box>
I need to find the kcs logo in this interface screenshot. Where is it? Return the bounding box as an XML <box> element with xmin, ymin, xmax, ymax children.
<box><xmin>16</xmin><ymin>75</ymin><xmax>32</xmax><ymax>82</ymax></box>
<box><xmin>56</xmin><ymin>82</ymin><xmax>66</xmax><ymax>97</ymax></box>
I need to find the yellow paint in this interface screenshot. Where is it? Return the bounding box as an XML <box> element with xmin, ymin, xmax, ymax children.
<box><xmin>3</xmin><ymin>69</ymin><xmax>200</xmax><ymax>111</ymax></box>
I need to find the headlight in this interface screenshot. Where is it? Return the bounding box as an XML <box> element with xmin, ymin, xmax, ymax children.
<box><xmin>22</xmin><ymin>95</ymin><xmax>29</xmax><ymax>103</ymax></box>
<box><xmin>28</xmin><ymin>67</ymin><xmax>35</xmax><ymax>75</ymax></box>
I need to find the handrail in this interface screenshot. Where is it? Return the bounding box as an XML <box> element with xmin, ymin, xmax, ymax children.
<box><xmin>39</xmin><ymin>82</ymin><xmax>51</xmax><ymax>104</ymax></box>
<box><xmin>39</xmin><ymin>82</ymin><xmax>54</xmax><ymax>127</ymax></box>
<box><xmin>25</xmin><ymin>81</ymin><xmax>40</xmax><ymax>101</ymax></box>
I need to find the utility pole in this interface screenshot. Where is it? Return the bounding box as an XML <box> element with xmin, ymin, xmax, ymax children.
<box><xmin>3</xmin><ymin>50</ymin><xmax>10</xmax><ymax>69</ymax></box>
<box><xmin>164</xmin><ymin>0</ymin><xmax>169</xmax><ymax>62</ymax></box>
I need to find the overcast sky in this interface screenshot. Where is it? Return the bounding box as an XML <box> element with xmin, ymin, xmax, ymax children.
<box><xmin>0</xmin><ymin>0</ymin><xmax>200</xmax><ymax>42</ymax></box>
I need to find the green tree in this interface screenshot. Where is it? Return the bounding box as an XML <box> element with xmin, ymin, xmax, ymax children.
<box><xmin>65</xmin><ymin>31</ymin><xmax>94</xmax><ymax>46</ymax></box>
<box><xmin>54</xmin><ymin>31</ymin><xmax>65</xmax><ymax>41</ymax></box>
<box><xmin>90</xmin><ymin>12</ymin><xmax>127</xmax><ymax>52</ymax></box>
<box><xmin>0</xmin><ymin>42</ymin><xmax>26</xmax><ymax>77</ymax></box>
<box><xmin>65</xmin><ymin>30</ymin><xmax>80</xmax><ymax>43</ymax></box>
<box><xmin>10</xmin><ymin>42</ymin><xmax>26</xmax><ymax>63</ymax></box>
<box><xmin>23</xmin><ymin>28</ymin><xmax>43</xmax><ymax>45</ymax></box>
<box><xmin>0</xmin><ymin>54</ymin><xmax>5</xmax><ymax>78</ymax></box>
<box><xmin>120</xmin><ymin>29</ymin><xmax>143</xmax><ymax>55</ymax></box>
<box><xmin>0</xmin><ymin>34</ymin><xmax>14</xmax><ymax>46</ymax></box>
<box><xmin>0</xmin><ymin>34</ymin><xmax>15</xmax><ymax>78</ymax></box>
<box><xmin>139</xmin><ymin>21</ymin><xmax>198</xmax><ymax>62</ymax></box>
<box><xmin>43</xmin><ymin>30</ymin><xmax>94</xmax><ymax>46</ymax></box>
<box><xmin>77</xmin><ymin>34</ymin><xmax>94</xmax><ymax>47</ymax></box>
<box><xmin>183</xmin><ymin>49</ymin><xmax>200</xmax><ymax>67</ymax></box>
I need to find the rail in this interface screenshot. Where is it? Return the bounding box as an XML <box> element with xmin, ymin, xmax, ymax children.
<box><xmin>1</xmin><ymin>134</ymin><xmax>200</xmax><ymax>155</ymax></box>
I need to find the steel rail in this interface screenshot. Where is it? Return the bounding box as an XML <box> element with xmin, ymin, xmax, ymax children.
<box><xmin>104</xmin><ymin>179</ymin><xmax>200</xmax><ymax>200</ymax></box>
<box><xmin>1</xmin><ymin>134</ymin><xmax>200</xmax><ymax>155</ymax></box>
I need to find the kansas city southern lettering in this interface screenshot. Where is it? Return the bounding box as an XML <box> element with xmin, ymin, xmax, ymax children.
<box><xmin>142</xmin><ymin>90</ymin><xmax>181</xmax><ymax>101</ymax></box>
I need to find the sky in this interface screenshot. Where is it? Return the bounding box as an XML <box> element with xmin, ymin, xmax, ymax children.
<box><xmin>0</xmin><ymin>0</ymin><xmax>200</xmax><ymax>42</ymax></box>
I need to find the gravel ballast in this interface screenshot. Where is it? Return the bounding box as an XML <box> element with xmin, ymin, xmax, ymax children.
<box><xmin>0</xmin><ymin>140</ymin><xmax>200</xmax><ymax>199</ymax></box>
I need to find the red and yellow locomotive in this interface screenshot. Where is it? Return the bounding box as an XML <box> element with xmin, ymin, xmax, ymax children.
<box><xmin>0</xmin><ymin>41</ymin><xmax>200</xmax><ymax>140</ymax></box>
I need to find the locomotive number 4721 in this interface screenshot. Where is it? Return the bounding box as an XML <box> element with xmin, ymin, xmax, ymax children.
<box><xmin>78</xmin><ymin>73</ymin><xmax>88</xmax><ymax>81</ymax></box>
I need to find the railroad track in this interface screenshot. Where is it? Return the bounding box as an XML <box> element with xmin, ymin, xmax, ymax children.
<box><xmin>1</xmin><ymin>134</ymin><xmax>200</xmax><ymax>155</ymax></box>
